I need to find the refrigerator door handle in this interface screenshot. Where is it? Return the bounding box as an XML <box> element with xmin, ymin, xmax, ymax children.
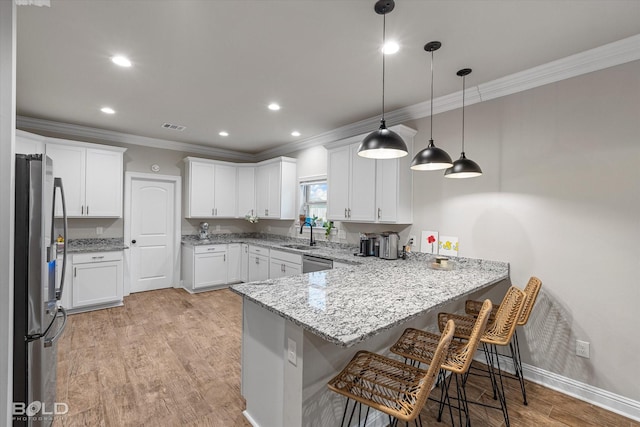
<box><xmin>51</xmin><ymin>177</ymin><xmax>68</xmax><ymax>300</ymax></box>
<box><xmin>44</xmin><ymin>306</ymin><xmax>68</xmax><ymax>348</ymax></box>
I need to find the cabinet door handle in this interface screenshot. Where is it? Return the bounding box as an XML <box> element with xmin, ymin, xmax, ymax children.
<box><xmin>74</xmin><ymin>267</ymin><xmax>76</xmax><ymax>277</ymax></box>
<box><xmin>348</xmin><ymin>208</ymin><xmax>351</xmax><ymax>218</ymax></box>
<box><xmin>224</xmin><ymin>254</ymin><xmax>226</xmax><ymax>262</ymax></box>
<box><xmin>87</xmin><ymin>205</ymin><xmax>89</xmax><ymax>215</ymax></box>
<box><xmin>212</xmin><ymin>208</ymin><xmax>215</xmax><ymax>216</ymax></box>
<box><xmin>344</xmin><ymin>208</ymin><xmax>347</xmax><ymax>218</ymax></box>
<box><xmin>91</xmin><ymin>256</ymin><xmax>104</xmax><ymax>260</ymax></box>
<box><xmin>81</xmin><ymin>205</ymin><xmax>84</xmax><ymax>215</ymax></box>
<box><xmin>378</xmin><ymin>208</ymin><xmax>381</xmax><ymax>219</ymax></box>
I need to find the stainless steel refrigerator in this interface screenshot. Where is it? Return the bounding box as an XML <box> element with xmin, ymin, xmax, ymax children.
<box><xmin>14</xmin><ymin>154</ymin><xmax>68</xmax><ymax>427</ymax></box>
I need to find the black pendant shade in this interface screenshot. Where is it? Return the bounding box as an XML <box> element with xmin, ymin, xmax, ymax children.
<box><xmin>410</xmin><ymin>41</ymin><xmax>453</xmax><ymax>171</ymax></box>
<box><xmin>357</xmin><ymin>0</ymin><xmax>408</xmax><ymax>159</ymax></box>
<box><xmin>410</xmin><ymin>139</ymin><xmax>453</xmax><ymax>170</ymax></box>
<box><xmin>358</xmin><ymin>119</ymin><xmax>408</xmax><ymax>159</ymax></box>
<box><xmin>444</xmin><ymin>68</ymin><xmax>482</xmax><ymax>178</ymax></box>
<box><xmin>444</xmin><ymin>152</ymin><xmax>483</xmax><ymax>178</ymax></box>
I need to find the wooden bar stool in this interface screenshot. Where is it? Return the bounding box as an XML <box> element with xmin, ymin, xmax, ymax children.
<box><xmin>438</xmin><ymin>287</ymin><xmax>526</xmax><ymax>427</ymax></box>
<box><xmin>327</xmin><ymin>320</ymin><xmax>455</xmax><ymax>427</ymax></box>
<box><xmin>389</xmin><ymin>299</ymin><xmax>493</xmax><ymax>427</ymax></box>
<box><xmin>464</xmin><ymin>277</ymin><xmax>542</xmax><ymax>404</ymax></box>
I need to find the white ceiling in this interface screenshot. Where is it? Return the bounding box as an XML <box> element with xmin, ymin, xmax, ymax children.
<box><xmin>16</xmin><ymin>0</ymin><xmax>640</xmax><ymax>155</ymax></box>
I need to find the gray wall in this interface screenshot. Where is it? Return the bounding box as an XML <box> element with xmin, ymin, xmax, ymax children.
<box><xmin>405</xmin><ymin>60</ymin><xmax>640</xmax><ymax>400</ymax></box>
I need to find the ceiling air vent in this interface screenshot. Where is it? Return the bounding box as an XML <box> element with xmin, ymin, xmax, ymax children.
<box><xmin>162</xmin><ymin>123</ymin><xmax>186</xmax><ymax>131</ymax></box>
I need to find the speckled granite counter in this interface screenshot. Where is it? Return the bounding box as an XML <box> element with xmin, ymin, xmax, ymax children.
<box><xmin>182</xmin><ymin>233</ymin><xmax>365</xmax><ymax>266</ymax></box>
<box><xmin>66</xmin><ymin>238</ymin><xmax>128</xmax><ymax>253</ymax></box>
<box><xmin>232</xmin><ymin>253</ymin><xmax>509</xmax><ymax>347</ymax></box>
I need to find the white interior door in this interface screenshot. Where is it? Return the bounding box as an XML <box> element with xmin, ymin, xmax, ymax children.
<box><xmin>130</xmin><ymin>178</ymin><xmax>175</xmax><ymax>293</ymax></box>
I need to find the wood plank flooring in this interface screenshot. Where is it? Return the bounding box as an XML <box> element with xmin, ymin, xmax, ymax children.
<box><xmin>55</xmin><ymin>288</ymin><xmax>639</xmax><ymax>427</ymax></box>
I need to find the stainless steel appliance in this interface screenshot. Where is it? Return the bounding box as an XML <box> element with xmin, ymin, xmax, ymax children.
<box><xmin>198</xmin><ymin>222</ymin><xmax>209</xmax><ymax>240</ymax></box>
<box><xmin>302</xmin><ymin>254</ymin><xmax>333</xmax><ymax>273</ymax></box>
<box><xmin>379</xmin><ymin>232</ymin><xmax>399</xmax><ymax>260</ymax></box>
<box><xmin>14</xmin><ymin>155</ymin><xmax>68</xmax><ymax>427</ymax></box>
<box><xmin>358</xmin><ymin>233</ymin><xmax>379</xmax><ymax>257</ymax></box>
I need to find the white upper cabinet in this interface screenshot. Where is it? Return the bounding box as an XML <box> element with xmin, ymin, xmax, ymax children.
<box><xmin>327</xmin><ymin>143</ymin><xmax>376</xmax><ymax>222</ymax></box>
<box><xmin>237</xmin><ymin>166</ymin><xmax>256</xmax><ymax>218</ymax></box>
<box><xmin>16</xmin><ymin>130</ymin><xmax>45</xmax><ymax>155</ymax></box>
<box><xmin>45</xmin><ymin>136</ymin><xmax>125</xmax><ymax>218</ymax></box>
<box><xmin>255</xmin><ymin>157</ymin><xmax>297</xmax><ymax>220</ymax></box>
<box><xmin>184</xmin><ymin>158</ymin><xmax>238</xmax><ymax>218</ymax></box>
<box><xmin>326</xmin><ymin>125</ymin><xmax>416</xmax><ymax>224</ymax></box>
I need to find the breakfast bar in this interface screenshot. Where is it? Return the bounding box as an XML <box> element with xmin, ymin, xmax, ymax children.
<box><xmin>231</xmin><ymin>254</ymin><xmax>509</xmax><ymax>427</ymax></box>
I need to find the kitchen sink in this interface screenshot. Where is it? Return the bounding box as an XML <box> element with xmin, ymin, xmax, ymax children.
<box><xmin>281</xmin><ymin>244</ymin><xmax>319</xmax><ymax>250</ymax></box>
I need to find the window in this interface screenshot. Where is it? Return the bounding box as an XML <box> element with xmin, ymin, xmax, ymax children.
<box><xmin>299</xmin><ymin>179</ymin><xmax>327</xmax><ymax>224</ymax></box>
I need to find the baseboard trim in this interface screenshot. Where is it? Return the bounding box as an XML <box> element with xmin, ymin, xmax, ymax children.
<box><xmin>474</xmin><ymin>353</ymin><xmax>640</xmax><ymax>422</ymax></box>
<box><xmin>242</xmin><ymin>410</ymin><xmax>259</xmax><ymax>427</ymax></box>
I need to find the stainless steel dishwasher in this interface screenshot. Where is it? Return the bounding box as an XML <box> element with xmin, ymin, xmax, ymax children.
<box><xmin>302</xmin><ymin>254</ymin><xmax>333</xmax><ymax>273</ymax></box>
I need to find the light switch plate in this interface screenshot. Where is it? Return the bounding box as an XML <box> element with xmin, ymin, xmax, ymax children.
<box><xmin>287</xmin><ymin>338</ymin><xmax>297</xmax><ymax>366</ymax></box>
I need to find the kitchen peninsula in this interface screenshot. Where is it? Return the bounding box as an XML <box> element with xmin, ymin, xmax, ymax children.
<box><xmin>231</xmin><ymin>253</ymin><xmax>509</xmax><ymax>427</ymax></box>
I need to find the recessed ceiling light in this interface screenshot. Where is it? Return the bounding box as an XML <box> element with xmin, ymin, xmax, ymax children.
<box><xmin>382</xmin><ymin>41</ymin><xmax>399</xmax><ymax>55</ymax></box>
<box><xmin>291</xmin><ymin>131</ymin><xmax>301</xmax><ymax>137</ymax></box>
<box><xmin>219</xmin><ymin>131</ymin><xmax>229</xmax><ymax>137</ymax></box>
<box><xmin>111</xmin><ymin>55</ymin><xmax>132</xmax><ymax>67</ymax></box>
<box><xmin>100</xmin><ymin>107</ymin><xmax>115</xmax><ymax>114</ymax></box>
<box><xmin>268</xmin><ymin>103</ymin><xmax>281</xmax><ymax>111</ymax></box>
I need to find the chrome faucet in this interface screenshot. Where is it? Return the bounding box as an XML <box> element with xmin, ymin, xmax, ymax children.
<box><xmin>300</xmin><ymin>220</ymin><xmax>316</xmax><ymax>246</ymax></box>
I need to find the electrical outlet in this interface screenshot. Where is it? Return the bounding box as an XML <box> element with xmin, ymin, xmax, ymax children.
<box><xmin>576</xmin><ymin>340</ymin><xmax>590</xmax><ymax>358</ymax></box>
<box><xmin>96</xmin><ymin>226</ymin><xmax>103</xmax><ymax>235</ymax></box>
<box><xmin>408</xmin><ymin>235</ymin><xmax>416</xmax><ymax>247</ymax></box>
<box><xmin>287</xmin><ymin>338</ymin><xmax>297</xmax><ymax>366</ymax></box>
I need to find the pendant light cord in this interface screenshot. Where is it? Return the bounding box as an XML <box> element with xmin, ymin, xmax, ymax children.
<box><xmin>429</xmin><ymin>49</ymin><xmax>434</xmax><ymax>140</ymax></box>
<box><xmin>461</xmin><ymin>74</ymin><xmax>465</xmax><ymax>153</ymax></box>
<box><xmin>381</xmin><ymin>12</ymin><xmax>386</xmax><ymax>123</ymax></box>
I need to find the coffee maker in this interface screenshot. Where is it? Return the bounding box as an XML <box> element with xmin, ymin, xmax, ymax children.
<box><xmin>358</xmin><ymin>233</ymin><xmax>379</xmax><ymax>257</ymax></box>
<box><xmin>379</xmin><ymin>232</ymin><xmax>399</xmax><ymax>260</ymax></box>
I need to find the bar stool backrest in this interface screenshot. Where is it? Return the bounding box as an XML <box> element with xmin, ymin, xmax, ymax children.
<box><xmin>447</xmin><ymin>299</ymin><xmax>493</xmax><ymax>373</ymax></box>
<box><xmin>518</xmin><ymin>277</ymin><xmax>542</xmax><ymax>326</ymax></box>
<box><xmin>483</xmin><ymin>287</ymin><xmax>525</xmax><ymax>345</ymax></box>
<box><xmin>408</xmin><ymin>319</ymin><xmax>455</xmax><ymax>420</ymax></box>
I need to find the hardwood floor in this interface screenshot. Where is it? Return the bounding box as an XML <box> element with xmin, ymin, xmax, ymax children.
<box><xmin>55</xmin><ymin>288</ymin><xmax>639</xmax><ymax>427</ymax></box>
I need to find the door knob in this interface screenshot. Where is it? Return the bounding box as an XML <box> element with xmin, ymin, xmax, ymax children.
<box><xmin>131</xmin><ymin>240</ymin><xmax>137</xmax><ymax>244</ymax></box>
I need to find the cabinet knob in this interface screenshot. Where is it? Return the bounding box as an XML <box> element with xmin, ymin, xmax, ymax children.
<box><xmin>131</xmin><ymin>239</ymin><xmax>137</xmax><ymax>244</ymax></box>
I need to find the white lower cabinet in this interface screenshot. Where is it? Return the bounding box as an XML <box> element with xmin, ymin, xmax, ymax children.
<box><xmin>248</xmin><ymin>246</ymin><xmax>269</xmax><ymax>282</ymax></box>
<box><xmin>182</xmin><ymin>244</ymin><xmax>228</xmax><ymax>291</ymax></box>
<box><xmin>227</xmin><ymin>243</ymin><xmax>242</xmax><ymax>283</ymax></box>
<box><xmin>71</xmin><ymin>252</ymin><xmax>124</xmax><ymax>309</ymax></box>
<box><xmin>240</xmin><ymin>244</ymin><xmax>249</xmax><ymax>282</ymax></box>
<box><xmin>269</xmin><ymin>249</ymin><xmax>302</xmax><ymax>279</ymax></box>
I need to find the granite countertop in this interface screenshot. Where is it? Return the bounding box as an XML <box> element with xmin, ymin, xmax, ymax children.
<box><xmin>231</xmin><ymin>253</ymin><xmax>509</xmax><ymax>347</ymax></box>
<box><xmin>65</xmin><ymin>238</ymin><xmax>128</xmax><ymax>253</ymax></box>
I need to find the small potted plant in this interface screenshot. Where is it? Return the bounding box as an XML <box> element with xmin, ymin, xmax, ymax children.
<box><xmin>323</xmin><ymin>221</ymin><xmax>334</xmax><ymax>237</ymax></box>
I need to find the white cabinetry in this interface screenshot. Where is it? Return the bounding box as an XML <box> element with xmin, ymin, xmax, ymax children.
<box><xmin>327</xmin><ymin>144</ymin><xmax>376</xmax><ymax>222</ymax></box>
<box><xmin>182</xmin><ymin>244</ymin><xmax>228</xmax><ymax>291</ymax></box>
<box><xmin>237</xmin><ymin>166</ymin><xmax>256</xmax><ymax>217</ymax></box>
<box><xmin>326</xmin><ymin>125</ymin><xmax>416</xmax><ymax>224</ymax></box>
<box><xmin>227</xmin><ymin>243</ymin><xmax>242</xmax><ymax>284</ymax></box>
<box><xmin>71</xmin><ymin>252</ymin><xmax>124</xmax><ymax>309</ymax></box>
<box><xmin>375</xmin><ymin>128</ymin><xmax>414</xmax><ymax>223</ymax></box>
<box><xmin>269</xmin><ymin>249</ymin><xmax>302</xmax><ymax>279</ymax></box>
<box><xmin>16</xmin><ymin>130</ymin><xmax>45</xmax><ymax>155</ymax></box>
<box><xmin>46</xmin><ymin>138</ymin><xmax>125</xmax><ymax>217</ymax></box>
<box><xmin>240</xmin><ymin>243</ymin><xmax>249</xmax><ymax>282</ymax></box>
<box><xmin>248</xmin><ymin>246</ymin><xmax>269</xmax><ymax>282</ymax></box>
<box><xmin>255</xmin><ymin>157</ymin><xmax>297</xmax><ymax>219</ymax></box>
<box><xmin>184</xmin><ymin>158</ymin><xmax>237</xmax><ymax>218</ymax></box>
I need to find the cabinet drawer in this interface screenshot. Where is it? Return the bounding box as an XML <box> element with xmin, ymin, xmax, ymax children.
<box><xmin>73</xmin><ymin>251</ymin><xmax>123</xmax><ymax>264</ymax></box>
<box><xmin>269</xmin><ymin>249</ymin><xmax>302</xmax><ymax>265</ymax></box>
<box><xmin>194</xmin><ymin>244</ymin><xmax>227</xmax><ymax>254</ymax></box>
<box><xmin>249</xmin><ymin>245</ymin><xmax>269</xmax><ymax>256</ymax></box>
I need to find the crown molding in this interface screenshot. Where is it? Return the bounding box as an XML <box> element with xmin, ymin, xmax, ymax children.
<box><xmin>17</xmin><ymin>34</ymin><xmax>640</xmax><ymax>161</ymax></box>
<box><xmin>16</xmin><ymin>116</ymin><xmax>257</xmax><ymax>162</ymax></box>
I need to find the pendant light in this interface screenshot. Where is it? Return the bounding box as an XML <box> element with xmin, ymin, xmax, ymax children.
<box><xmin>444</xmin><ymin>68</ymin><xmax>483</xmax><ymax>178</ymax></box>
<box><xmin>410</xmin><ymin>41</ymin><xmax>453</xmax><ymax>171</ymax></box>
<box><xmin>357</xmin><ymin>0</ymin><xmax>408</xmax><ymax>159</ymax></box>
